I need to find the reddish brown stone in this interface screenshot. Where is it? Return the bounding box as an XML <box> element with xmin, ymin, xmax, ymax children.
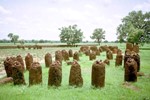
<box><xmin>12</xmin><ymin>61</ymin><xmax>26</xmax><ymax>85</ymax></box>
<box><xmin>100</xmin><ymin>45</ymin><xmax>108</xmax><ymax>51</ymax></box>
<box><xmin>62</xmin><ymin>49</ymin><xmax>69</xmax><ymax>61</ymax></box>
<box><xmin>84</xmin><ymin>49</ymin><xmax>90</xmax><ymax>56</ymax></box>
<box><xmin>16</xmin><ymin>55</ymin><xmax>25</xmax><ymax>72</ymax></box>
<box><xmin>133</xmin><ymin>44</ymin><xmax>139</xmax><ymax>53</ymax></box>
<box><xmin>115</xmin><ymin>52</ymin><xmax>123</xmax><ymax>66</ymax></box>
<box><xmin>124</xmin><ymin>58</ymin><xmax>137</xmax><ymax>82</ymax></box>
<box><xmin>73</xmin><ymin>51</ymin><xmax>79</xmax><ymax>61</ymax></box>
<box><xmin>92</xmin><ymin>60</ymin><xmax>105</xmax><ymax>87</ymax></box>
<box><xmin>55</xmin><ymin>50</ymin><xmax>63</xmax><ymax>64</ymax></box>
<box><xmin>45</xmin><ymin>53</ymin><xmax>52</xmax><ymax>68</ymax></box>
<box><xmin>69</xmin><ymin>60</ymin><xmax>83</xmax><ymax>87</ymax></box>
<box><xmin>68</xmin><ymin>49</ymin><xmax>73</xmax><ymax>57</ymax></box>
<box><xmin>80</xmin><ymin>46</ymin><xmax>89</xmax><ymax>52</ymax></box>
<box><xmin>106</xmin><ymin>50</ymin><xmax>113</xmax><ymax>60</ymax></box>
<box><xmin>126</xmin><ymin>42</ymin><xmax>133</xmax><ymax>51</ymax></box>
<box><xmin>99</xmin><ymin>47</ymin><xmax>103</xmax><ymax>52</ymax></box>
<box><xmin>89</xmin><ymin>51</ymin><xmax>96</xmax><ymax>60</ymax></box>
<box><xmin>4</xmin><ymin>57</ymin><xmax>14</xmax><ymax>77</ymax></box>
<box><xmin>90</xmin><ymin>46</ymin><xmax>98</xmax><ymax>51</ymax></box>
<box><xmin>25</xmin><ymin>53</ymin><xmax>33</xmax><ymax>70</ymax></box>
<box><xmin>132</xmin><ymin>53</ymin><xmax>140</xmax><ymax>72</ymax></box>
<box><xmin>29</xmin><ymin>62</ymin><xmax>42</xmax><ymax>86</ymax></box>
<box><xmin>48</xmin><ymin>61</ymin><xmax>62</xmax><ymax>86</ymax></box>
<box><xmin>96</xmin><ymin>50</ymin><xmax>100</xmax><ymax>56</ymax></box>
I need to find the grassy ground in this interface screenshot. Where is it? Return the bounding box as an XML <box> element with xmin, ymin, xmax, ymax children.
<box><xmin>0</xmin><ymin>43</ymin><xmax>150</xmax><ymax>100</ymax></box>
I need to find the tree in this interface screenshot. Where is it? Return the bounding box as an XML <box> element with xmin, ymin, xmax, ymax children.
<box><xmin>59</xmin><ymin>24</ymin><xmax>84</xmax><ymax>46</ymax></box>
<box><xmin>116</xmin><ymin>10</ymin><xmax>150</xmax><ymax>45</ymax></box>
<box><xmin>7</xmin><ymin>33</ymin><xmax>19</xmax><ymax>45</ymax></box>
<box><xmin>90</xmin><ymin>28</ymin><xmax>105</xmax><ymax>45</ymax></box>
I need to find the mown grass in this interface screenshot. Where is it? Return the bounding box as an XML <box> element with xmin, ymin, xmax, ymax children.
<box><xmin>0</xmin><ymin>44</ymin><xmax>150</xmax><ymax>100</ymax></box>
<box><xmin>0</xmin><ymin>43</ymin><xmax>150</xmax><ymax>100</ymax></box>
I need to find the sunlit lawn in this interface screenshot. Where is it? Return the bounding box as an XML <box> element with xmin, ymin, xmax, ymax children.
<box><xmin>0</xmin><ymin>43</ymin><xmax>150</xmax><ymax>100</ymax></box>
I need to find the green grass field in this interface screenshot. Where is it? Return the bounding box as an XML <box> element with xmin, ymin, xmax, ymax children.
<box><xmin>0</xmin><ymin>43</ymin><xmax>150</xmax><ymax>100</ymax></box>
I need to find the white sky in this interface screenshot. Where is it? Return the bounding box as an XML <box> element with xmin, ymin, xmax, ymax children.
<box><xmin>0</xmin><ymin>0</ymin><xmax>150</xmax><ymax>41</ymax></box>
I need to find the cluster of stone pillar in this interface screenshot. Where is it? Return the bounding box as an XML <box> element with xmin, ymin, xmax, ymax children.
<box><xmin>124</xmin><ymin>43</ymin><xmax>140</xmax><ymax>82</ymax></box>
<box><xmin>4</xmin><ymin>56</ymin><xmax>26</xmax><ymax>85</ymax></box>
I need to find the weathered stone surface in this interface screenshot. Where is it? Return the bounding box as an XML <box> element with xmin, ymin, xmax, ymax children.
<box><xmin>25</xmin><ymin>53</ymin><xmax>33</xmax><ymax>70</ymax></box>
<box><xmin>16</xmin><ymin>55</ymin><xmax>25</xmax><ymax>71</ymax></box>
<box><xmin>69</xmin><ymin>61</ymin><xmax>83</xmax><ymax>87</ymax></box>
<box><xmin>106</xmin><ymin>50</ymin><xmax>113</xmax><ymax>60</ymax></box>
<box><xmin>4</xmin><ymin>57</ymin><xmax>14</xmax><ymax>77</ymax></box>
<box><xmin>126</xmin><ymin>42</ymin><xmax>133</xmax><ymax>51</ymax></box>
<box><xmin>12</xmin><ymin>61</ymin><xmax>26</xmax><ymax>85</ymax></box>
<box><xmin>133</xmin><ymin>44</ymin><xmax>139</xmax><ymax>53</ymax></box>
<box><xmin>124</xmin><ymin>58</ymin><xmax>137</xmax><ymax>82</ymax></box>
<box><xmin>55</xmin><ymin>50</ymin><xmax>63</xmax><ymax>65</ymax></box>
<box><xmin>80</xmin><ymin>46</ymin><xmax>89</xmax><ymax>53</ymax></box>
<box><xmin>68</xmin><ymin>49</ymin><xmax>73</xmax><ymax>57</ymax></box>
<box><xmin>48</xmin><ymin>61</ymin><xmax>62</xmax><ymax>87</ymax></box>
<box><xmin>89</xmin><ymin>51</ymin><xmax>96</xmax><ymax>60</ymax></box>
<box><xmin>62</xmin><ymin>49</ymin><xmax>69</xmax><ymax>61</ymax></box>
<box><xmin>45</xmin><ymin>53</ymin><xmax>52</xmax><ymax>68</ymax></box>
<box><xmin>90</xmin><ymin>46</ymin><xmax>98</xmax><ymax>51</ymax></box>
<box><xmin>29</xmin><ymin>62</ymin><xmax>42</xmax><ymax>86</ymax></box>
<box><xmin>115</xmin><ymin>52</ymin><xmax>123</xmax><ymax>66</ymax></box>
<box><xmin>84</xmin><ymin>49</ymin><xmax>90</xmax><ymax>56</ymax></box>
<box><xmin>73</xmin><ymin>51</ymin><xmax>79</xmax><ymax>61</ymax></box>
<box><xmin>92</xmin><ymin>60</ymin><xmax>105</xmax><ymax>87</ymax></box>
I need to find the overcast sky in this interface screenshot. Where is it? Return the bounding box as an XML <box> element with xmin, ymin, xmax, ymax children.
<box><xmin>0</xmin><ymin>0</ymin><xmax>150</xmax><ymax>41</ymax></box>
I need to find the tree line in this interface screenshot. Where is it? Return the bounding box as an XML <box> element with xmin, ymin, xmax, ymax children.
<box><xmin>1</xmin><ymin>10</ymin><xmax>150</xmax><ymax>46</ymax></box>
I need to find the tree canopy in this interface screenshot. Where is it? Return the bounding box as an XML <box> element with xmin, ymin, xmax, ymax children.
<box><xmin>8</xmin><ymin>33</ymin><xmax>19</xmax><ymax>45</ymax></box>
<box><xmin>90</xmin><ymin>28</ymin><xmax>105</xmax><ymax>45</ymax></box>
<box><xmin>59</xmin><ymin>24</ymin><xmax>84</xmax><ymax>46</ymax></box>
<box><xmin>116</xmin><ymin>10</ymin><xmax>150</xmax><ymax>45</ymax></box>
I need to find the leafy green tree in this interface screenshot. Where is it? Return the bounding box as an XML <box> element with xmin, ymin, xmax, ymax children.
<box><xmin>59</xmin><ymin>24</ymin><xmax>84</xmax><ymax>46</ymax></box>
<box><xmin>117</xmin><ymin>10</ymin><xmax>150</xmax><ymax>45</ymax></box>
<box><xmin>90</xmin><ymin>28</ymin><xmax>105</xmax><ymax>45</ymax></box>
<box><xmin>7</xmin><ymin>33</ymin><xmax>19</xmax><ymax>45</ymax></box>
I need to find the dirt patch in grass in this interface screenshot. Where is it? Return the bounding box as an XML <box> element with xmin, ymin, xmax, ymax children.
<box><xmin>122</xmin><ymin>82</ymin><xmax>140</xmax><ymax>91</ymax></box>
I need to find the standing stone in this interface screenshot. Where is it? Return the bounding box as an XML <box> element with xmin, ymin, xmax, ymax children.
<box><xmin>106</xmin><ymin>50</ymin><xmax>113</xmax><ymax>60</ymax></box>
<box><xmin>124</xmin><ymin>58</ymin><xmax>137</xmax><ymax>82</ymax></box>
<box><xmin>84</xmin><ymin>49</ymin><xmax>90</xmax><ymax>56</ymax></box>
<box><xmin>29</xmin><ymin>62</ymin><xmax>42</xmax><ymax>86</ymax></box>
<box><xmin>48</xmin><ymin>61</ymin><xmax>62</xmax><ymax>87</ymax></box>
<box><xmin>91</xmin><ymin>60</ymin><xmax>105</xmax><ymax>87</ymax></box>
<box><xmin>62</xmin><ymin>49</ymin><xmax>69</xmax><ymax>61</ymax></box>
<box><xmin>126</xmin><ymin>42</ymin><xmax>133</xmax><ymax>51</ymax></box>
<box><xmin>25</xmin><ymin>53</ymin><xmax>33</xmax><ymax>70</ymax></box>
<box><xmin>96</xmin><ymin>50</ymin><xmax>100</xmax><ymax>56</ymax></box>
<box><xmin>133</xmin><ymin>44</ymin><xmax>139</xmax><ymax>53</ymax></box>
<box><xmin>73</xmin><ymin>51</ymin><xmax>79</xmax><ymax>61</ymax></box>
<box><xmin>45</xmin><ymin>53</ymin><xmax>52</xmax><ymax>68</ymax></box>
<box><xmin>115</xmin><ymin>52</ymin><xmax>123</xmax><ymax>66</ymax></box>
<box><xmin>69</xmin><ymin>49</ymin><xmax>73</xmax><ymax>57</ymax></box>
<box><xmin>12</xmin><ymin>61</ymin><xmax>26</xmax><ymax>85</ymax></box>
<box><xmin>4</xmin><ymin>57</ymin><xmax>14</xmax><ymax>77</ymax></box>
<box><xmin>99</xmin><ymin>47</ymin><xmax>103</xmax><ymax>52</ymax></box>
<box><xmin>132</xmin><ymin>52</ymin><xmax>140</xmax><ymax>72</ymax></box>
<box><xmin>16</xmin><ymin>55</ymin><xmax>25</xmax><ymax>71</ymax></box>
<box><xmin>55</xmin><ymin>50</ymin><xmax>63</xmax><ymax>65</ymax></box>
<box><xmin>90</xmin><ymin>46</ymin><xmax>98</xmax><ymax>52</ymax></box>
<box><xmin>69</xmin><ymin>61</ymin><xmax>83</xmax><ymax>87</ymax></box>
<box><xmin>89</xmin><ymin>51</ymin><xmax>96</xmax><ymax>60</ymax></box>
